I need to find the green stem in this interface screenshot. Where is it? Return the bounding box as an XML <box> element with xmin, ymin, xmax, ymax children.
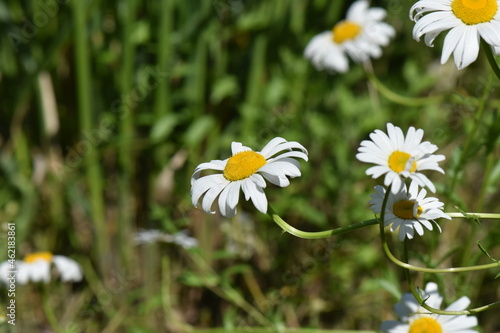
<box><xmin>72</xmin><ymin>0</ymin><xmax>107</xmax><ymax>266</ymax></box>
<box><xmin>117</xmin><ymin>0</ymin><xmax>139</xmax><ymax>271</ymax></box>
<box><xmin>365</xmin><ymin>71</ymin><xmax>443</xmax><ymax>106</ymax></box>
<box><xmin>402</xmin><ymin>239</ymin><xmax>497</xmax><ymax>316</ymax></box>
<box><xmin>41</xmin><ymin>286</ymin><xmax>62</xmax><ymax>333</ymax></box>
<box><xmin>268</xmin><ymin>207</ymin><xmax>378</xmax><ymax>239</ymax></box>
<box><xmin>482</xmin><ymin>40</ymin><xmax>500</xmax><ymax>80</ymax></box>
<box><xmin>446</xmin><ymin>212</ymin><xmax>500</xmax><ymax>219</ymax></box>
<box><xmin>382</xmin><ymin>232</ymin><xmax>500</xmax><ymax>273</ymax></box>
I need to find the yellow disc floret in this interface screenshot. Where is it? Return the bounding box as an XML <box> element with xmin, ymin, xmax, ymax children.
<box><xmin>409</xmin><ymin>317</ymin><xmax>443</xmax><ymax>333</ymax></box>
<box><xmin>223</xmin><ymin>151</ymin><xmax>266</xmax><ymax>181</ymax></box>
<box><xmin>451</xmin><ymin>0</ymin><xmax>498</xmax><ymax>25</ymax></box>
<box><xmin>332</xmin><ymin>20</ymin><xmax>362</xmax><ymax>43</ymax></box>
<box><xmin>393</xmin><ymin>200</ymin><xmax>423</xmax><ymax>220</ymax></box>
<box><xmin>24</xmin><ymin>251</ymin><xmax>54</xmax><ymax>263</ymax></box>
<box><xmin>388</xmin><ymin>151</ymin><xmax>417</xmax><ymax>173</ymax></box>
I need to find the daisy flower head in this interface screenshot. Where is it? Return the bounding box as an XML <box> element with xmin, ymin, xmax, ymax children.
<box><xmin>134</xmin><ymin>229</ymin><xmax>198</xmax><ymax>249</ymax></box>
<box><xmin>356</xmin><ymin>123</ymin><xmax>446</xmax><ymax>193</ymax></box>
<box><xmin>381</xmin><ymin>282</ymin><xmax>479</xmax><ymax>333</ymax></box>
<box><xmin>304</xmin><ymin>0</ymin><xmax>395</xmax><ymax>73</ymax></box>
<box><xmin>0</xmin><ymin>252</ymin><xmax>83</xmax><ymax>284</ymax></box>
<box><xmin>191</xmin><ymin>137</ymin><xmax>308</xmax><ymax>218</ymax></box>
<box><xmin>410</xmin><ymin>0</ymin><xmax>500</xmax><ymax>70</ymax></box>
<box><xmin>369</xmin><ymin>181</ymin><xmax>451</xmax><ymax>241</ymax></box>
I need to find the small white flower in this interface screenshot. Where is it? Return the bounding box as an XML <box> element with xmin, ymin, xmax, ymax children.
<box><xmin>381</xmin><ymin>282</ymin><xmax>479</xmax><ymax>333</ymax></box>
<box><xmin>191</xmin><ymin>137</ymin><xmax>308</xmax><ymax>217</ymax></box>
<box><xmin>304</xmin><ymin>0</ymin><xmax>395</xmax><ymax>73</ymax></box>
<box><xmin>410</xmin><ymin>0</ymin><xmax>500</xmax><ymax>70</ymax></box>
<box><xmin>356</xmin><ymin>123</ymin><xmax>445</xmax><ymax>193</ymax></box>
<box><xmin>369</xmin><ymin>181</ymin><xmax>451</xmax><ymax>241</ymax></box>
<box><xmin>134</xmin><ymin>229</ymin><xmax>198</xmax><ymax>249</ymax></box>
<box><xmin>0</xmin><ymin>252</ymin><xmax>83</xmax><ymax>284</ymax></box>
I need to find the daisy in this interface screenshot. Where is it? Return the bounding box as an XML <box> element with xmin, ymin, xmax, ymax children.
<box><xmin>304</xmin><ymin>0</ymin><xmax>395</xmax><ymax>73</ymax></box>
<box><xmin>410</xmin><ymin>0</ymin><xmax>500</xmax><ymax>70</ymax></box>
<box><xmin>369</xmin><ymin>181</ymin><xmax>451</xmax><ymax>241</ymax></box>
<box><xmin>133</xmin><ymin>229</ymin><xmax>198</xmax><ymax>249</ymax></box>
<box><xmin>356</xmin><ymin>123</ymin><xmax>445</xmax><ymax>193</ymax></box>
<box><xmin>381</xmin><ymin>282</ymin><xmax>479</xmax><ymax>333</ymax></box>
<box><xmin>191</xmin><ymin>137</ymin><xmax>308</xmax><ymax>217</ymax></box>
<box><xmin>0</xmin><ymin>252</ymin><xmax>83</xmax><ymax>284</ymax></box>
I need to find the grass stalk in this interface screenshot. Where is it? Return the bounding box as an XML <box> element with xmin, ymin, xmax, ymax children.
<box><xmin>72</xmin><ymin>0</ymin><xmax>107</xmax><ymax>270</ymax></box>
<box><xmin>117</xmin><ymin>0</ymin><xmax>139</xmax><ymax>270</ymax></box>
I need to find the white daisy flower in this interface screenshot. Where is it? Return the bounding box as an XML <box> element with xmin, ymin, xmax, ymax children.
<box><xmin>133</xmin><ymin>229</ymin><xmax>198</xmax><ymax>249</ymax></box>
<box><xmin>381</xmin><ymin>282</ymin><xmax>479</xmax><ymax>333</ymax></box>
<box><xmin>304</xmin><ymin>0</ymin><xmax>395</xmax><ymax>73</ymax></box>
<box><xmin>191</xmin><ymin>137</ymin><xmax>308</xmax><ymax>217</ymax></box>
<box><xmin>0</xmin><ymin>252</ymin><xmax>83</xmax><ymax>284</ymax></box>
<box><xmin>410</xmin><ymin>0</ymin><xmax>500</xmax><ymax>70</ymax></box>
<box><xmin>356</xmin><ymin>123</ymin><xmax>445</xmax><ymax>193</ymax></box>
<box><xmin>369</xmin><ymin>181</ymin><xmax>451</xmax><ymax>241</ymax></box>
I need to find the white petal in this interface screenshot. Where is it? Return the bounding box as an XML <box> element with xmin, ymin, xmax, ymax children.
<box><xmin>52</xmin><ymin>256</ymin><xmax>83</xmax><ymax>282</ymax></box>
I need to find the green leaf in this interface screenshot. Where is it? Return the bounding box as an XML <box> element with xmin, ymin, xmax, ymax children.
<box><xmin>149</xmin><ymin>113</ymin><xmax>179</xmax><ymax>143</ymax></box>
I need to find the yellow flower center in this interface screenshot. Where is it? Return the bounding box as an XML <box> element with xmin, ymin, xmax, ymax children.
<box><xmin>409</xmin><ymin>317</ymin><xmax>443</xmax><ymax>333</ymax></box>
<box><xmin>451</xmin><ymin>0</ymin><xmax>498</xmax><ymax>25</ymax></box>
<box><xmin>393</xmin><ymin>200</ymin><xmax>423</xmax><ymax>220</ymax></box>
<box><xmin>388</xmin><ymin>151</ymin><xmax>417</xmax><ymax>173</ymax></box>
<box><xmin>223</xmin><ymin>151</ymin><xmax>266</xmax><ymax>181</ymax></box>
<box><xmin>24</xmin><ymin>251</ymin><xmax>54</xmax><ymax>263</ymax></box>
<box><xmin>332</xmin><ymin>20</ymin><xmax>362</xmax><ymax>43</ymax></box>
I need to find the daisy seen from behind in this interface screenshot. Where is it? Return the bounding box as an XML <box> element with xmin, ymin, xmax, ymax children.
<box><xmin>356</xmin><ymin>123</ymin><xmax>445</xmax><ymax>193</ymax></box>
<box><xmin>381</xmin><ymin>282</ymin><xmax>479</xmax><ymax>333</ymax></box>
<box><xmin>410</xmin><ymin>0</ymin><xmax>500</xmax><ymax>70</ymax></box>
<box><xmin>0</xmin><ymin>252</ymin><xmax>83</xmax><ymax>284</ymax></box>
<box><xmin>304</xmin><ymin>0</ymin><xmax>395</xmax><ymax>73</ymax></box>
<box><xmin>369</xmin><ymin>181</ymin><xmax>451</xmax><ymax>241</ymax></box>
<box><xmin>191</xmin><ymin>137</ymin><xmax>308</xmax><ymax>218</ymax></box>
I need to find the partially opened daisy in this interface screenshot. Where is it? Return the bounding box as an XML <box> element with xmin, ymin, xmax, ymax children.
<box><xmin>356</xmin><ymin>123</ymin><xmax>445</xmax><ymax>193</ymax></box>
<box><xmin>0</xmin><ymin>252</ymin><xmax>83</xmax><ymax>284</ymax></box>
<box><xmin>191</xmin><ymin>137</ymin><xmax>308</xmax><ymax>217</ymax></box>
<box><xmin>304</xmin><ymin>0</ymin><xmax>395</xmax><ymax>73</ymax></box>
<box><xmin>381</xmin><ymin>282</ymin><xmax>479</xmax><ymax>333</ymax></box>
<box><xmin>411</xmin><ymin>0</ymin><xmax>500</xmax><ymax>70</ymax></box>
<box><xmin>369</xmin><ymin>181</ymin><xmax>450</xmax><ymax>241</ymax></box>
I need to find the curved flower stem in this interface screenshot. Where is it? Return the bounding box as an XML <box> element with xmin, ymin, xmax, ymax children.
<box><xmin>402</xmin><ymin>240</ymin><xmax>500</xmax><ymax>315</ymax></box>
<box><xmin>382</xmin><ymin>231</ymin><xmax>500</xmax><ymax>273</ymax></box>
<box><xmin>364</xmin><ymin>70</ymin><xmax>443</xmax><ymax>106</ymax></box>
<box><xmin>482</xmin><ymin>40</ymin><xmax>500</xmax><ymax>80</ymax></box>
<box><xmin>268</xmin><ymin>207</ymin><xmax>379</xmax><ymax>239</ymax></box>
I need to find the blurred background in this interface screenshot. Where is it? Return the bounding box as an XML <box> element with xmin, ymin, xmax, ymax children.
<box><xmin>0</xmin><ymin>0</ymin><xmax>499</xmax><ymax>332</ymax></box>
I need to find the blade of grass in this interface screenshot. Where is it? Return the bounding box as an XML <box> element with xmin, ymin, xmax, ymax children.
<box><xmin>72</xmin><ymin>0</ymin><xmax>107</xmax><ymax>271</ymax></box>
<box><xmin>117</xmin><ymin>0</ymin><xmax>139</xmax><ymax>270</ymax></box>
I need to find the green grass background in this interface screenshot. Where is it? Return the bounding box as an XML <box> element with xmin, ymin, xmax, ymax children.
<box><xmin>0</xmin><ymin>0</ymin><xmax>499</xmax><ymax>332</ymax></box>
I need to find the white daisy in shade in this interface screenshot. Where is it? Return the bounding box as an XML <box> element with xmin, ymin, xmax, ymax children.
<box><xmin>356</xmin><ymin>123</ymin><xmax>445</xmax><ymax>193</ymax></box>
<box><xmin>410</xmin><ymin>0</ymin><xmax>500</xmax><ymax>70</ymax></box>
<box><xmin>134</xmin><ymin>229</ymin><xmax>198</xmax><ymax>249</ymax></box>
<box><xmin>0</xmin><ymin>252</ymin><xmax>83</xmax><ymax>284</ymax></box>
<box><xmin>381</xmin><ymin>282</ymin><xmax>479</xmax><ymax>333</ymax></box>
<box><xmin>304</xmin><ymin>0</ymin><xmax>395</xmax><ymax>73</ymax></box>
<box><xmin>369</xmin><ymin>181</ymin><xmax>451</xmax><ymax>241</ymax></box>
<box><xmin>191</xmin><ymin>137</ymin><xmax>308</xmax><ymax>217</ymax></box>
